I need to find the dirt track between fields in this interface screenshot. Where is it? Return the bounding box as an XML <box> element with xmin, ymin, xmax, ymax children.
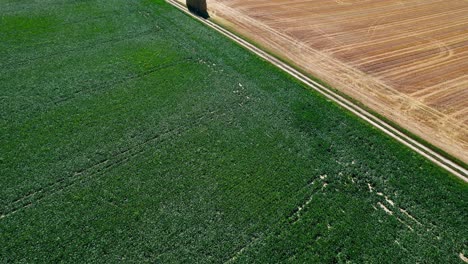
<box><xmin>168</xmin><ymin>0</ymin><xmax>467</xmax><ymax>181</ymax></box>
<box><xmin>196</xmin><ymin>0</ymin><xmax>468</xmax><ymax>163</ymax></box>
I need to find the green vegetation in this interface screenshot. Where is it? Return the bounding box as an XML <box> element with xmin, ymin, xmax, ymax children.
<box><xmin>0</xmin><ymin>0</ymin><xmax>466</xmax><ymax>262</ymax></box>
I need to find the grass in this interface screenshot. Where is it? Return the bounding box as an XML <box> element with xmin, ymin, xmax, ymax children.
<box><xmin>0</xmin><ymin>0</ymin><xmax>466</xmax><ymax>262</ymax></box>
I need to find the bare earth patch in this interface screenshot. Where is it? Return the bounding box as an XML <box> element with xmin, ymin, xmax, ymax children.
<box><xmin>460</xmin><ymin>253</ymin><xmax>468</xmax><ymax>263</ymax></box>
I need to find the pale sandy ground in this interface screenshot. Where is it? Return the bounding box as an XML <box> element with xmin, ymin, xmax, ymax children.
<box><xmin>177</xmin><ymin>0</ymin><xmax>467</xmax><ymax>163</ymax></box>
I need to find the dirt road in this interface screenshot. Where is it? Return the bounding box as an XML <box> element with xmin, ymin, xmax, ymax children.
<box><xmin>169</xmin><ymin>0</ymin><xmax>467</xmax><ymax>181</ymax></box>
<box><xmin>198</xmin><ymin>0</ymin><xmax>468</xmax><ymax>164</ymax></box>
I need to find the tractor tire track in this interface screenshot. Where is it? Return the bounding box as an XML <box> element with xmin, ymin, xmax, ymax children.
<box><xmin>52</xmin><ymin>57</ymin><xmax>195</xmax><ymax>105</ymax></box>
<box><xmin>0</xmin><ymin>58</ymin><xmax>195</xmax><ymax>126</ymax></box>
<box><xmin>0</xmin><ymin>90</ymin><xmax>252</xmax><ymax>220</ymax></box>
<box><xmin>0</xmin><ymin>109</ymin><xmax>221</xmax><ymax>219</ymax></box>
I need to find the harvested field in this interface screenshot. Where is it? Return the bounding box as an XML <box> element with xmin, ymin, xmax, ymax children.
<box><xmin>202</xmin><ymin>0</ymin><xmax>468</xmax><ymax>163</ymax></box>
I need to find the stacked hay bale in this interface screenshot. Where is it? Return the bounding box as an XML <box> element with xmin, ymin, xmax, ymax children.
<box><xmin>187</xmin><ymin>0</ymin><xmax>208</xmax><ymax>18</ymax></box>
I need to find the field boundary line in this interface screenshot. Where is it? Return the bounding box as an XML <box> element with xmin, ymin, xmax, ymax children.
<box><xmin>166</xmin><ymin>0</ymin><xmax>467</xmax><ymax>182</ymax></box>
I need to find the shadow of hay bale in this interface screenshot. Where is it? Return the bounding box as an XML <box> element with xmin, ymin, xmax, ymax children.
<box><xmin>187</xmin><ymin>0</ymin><xmax>209</xmax><ymax>18</ymax></box>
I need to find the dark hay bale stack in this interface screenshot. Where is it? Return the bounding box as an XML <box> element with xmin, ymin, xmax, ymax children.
<box><xmin>187</xmin><ymin>0</ymin><xmax>209</xmax><ymax>18</ymax></box>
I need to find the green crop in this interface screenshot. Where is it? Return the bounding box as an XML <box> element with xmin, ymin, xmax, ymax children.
<box><xmin>0</xmin><ymin>0</ymin><xmax>466</xmax><ymax>263</ymax></box>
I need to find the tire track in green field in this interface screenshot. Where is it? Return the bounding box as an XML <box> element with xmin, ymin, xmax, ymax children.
<box><xmin>52</xmin><ymin>57</ymin><xmax>195</xmax><ymax>105</ymax></box>
<box><xmin>0</xmin><ymin>57</ymin><xmax>198</xmax><ymax>123</ymax></box>
<box><xmin>222</xmin><ymin>190</ymin><xmax>319</xmax><ymax>263</ymax></box>
<box><xmin>223</xmin><ymin>172</ymin><xmax>457</xmax><ymax>263</ymax></box>
<box><xmin>221</xmin><ymin>161</ymin><xmax>464</xmax><ymax>262</ymax></box>
<box><xmin>221</xmin><ymin>160</ymin><xmax>327</xmax><ymax>263</ymax></box>
<box><xmin>0</xmin><ymin>91</ymin><xmax>253</xmax><ymax>220</ymax></box>
<box><xmin>0</xmin><ymin>110</ymin><xmax>220</xmax><ymax>220</ymax></box>
<box><xmin>288</xmin><ymin>172</ymin><xmax>460</xmax><ymax>262</ymax></box>
<box><xmin>0</xmin><ymin>58</ymin><xmax>198</xmax><ymax>212</ymax></box>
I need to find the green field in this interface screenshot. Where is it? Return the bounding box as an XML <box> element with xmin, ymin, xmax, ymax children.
<box><xmin>0</xmin><ymin>0</ymin><xmax>467</xmax><ymax>262</ymax></box>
